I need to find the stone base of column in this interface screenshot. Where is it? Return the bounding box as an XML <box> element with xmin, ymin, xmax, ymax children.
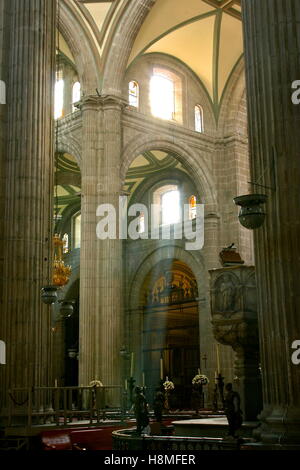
<box><xmin>253</xmin><ymin>407</ymin><xmax>300</xmax><ymax>445</ymax></box>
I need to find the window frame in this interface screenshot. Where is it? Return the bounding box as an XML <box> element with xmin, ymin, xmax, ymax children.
<box><xmin>194</xmin><ymin>104</ymin><xmax>204</xmax><ymax>133</ymax></box>
<box><xmin>128</xmin><ymin>80</ymin><xmax>139</xmax><ymax>108</ymax></box>
<box><xmin>150</xmin><ymin>67</ymin><xmax>183</xmax><ymax>123</ymax></box>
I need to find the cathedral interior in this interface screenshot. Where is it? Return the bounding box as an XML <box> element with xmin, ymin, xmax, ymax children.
<box><xmin>0</xmin><ymin>0</ymin><xmax>299</xmax><ymax>452</ymax></box>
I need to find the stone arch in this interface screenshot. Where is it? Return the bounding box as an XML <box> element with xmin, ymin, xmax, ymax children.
<box><xmin>57</xmin><ymin>135</ymin><xmax>82</xmax><ymax>169</ymax></box>
<box><xmin>59</xmin><ymin>1</ymin><xmax>101</xmax><ymax>95</ymax></box>
<box><xmin>128</xmin><ymin>245</ymin><xmax>206</xmax><ymax>310</ymax></box>
<box><xmin>218</xmin><ymin>58</ymin><xmax>247</xmax><ymax>136</ymax></box>
<box><xmin>121</xmin><ymin>133</ymin><xmax>217</xmax><ymax>210</ymax></box>
<box><xmin>101</xmin><ymin>0</ymin><xmax>157</xmax><ymax>96</ymax></box>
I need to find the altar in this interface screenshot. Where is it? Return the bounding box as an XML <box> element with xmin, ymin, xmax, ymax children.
<box><xmin>172</xmin><ymin>417</ymin><xmax>259</xmax><ymax>439</ymax></box>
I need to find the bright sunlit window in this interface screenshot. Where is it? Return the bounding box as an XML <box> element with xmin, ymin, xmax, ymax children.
<box><xmin>54</xmin><ymin>78</ymin><xmax>64</xmax><ymax>119</ymax></box>
<box><xmin>72</xmin><ymin>81</ymin><xmax>81</xmax><ymax>112</ymax></box>
<box><xmin>74</xmin><ymin>213</ymin><xmax>81</xmax><ymax>249</ymax></box>
<box><xmin>63</xmin><ymin>233</ymin><xmax>69</xmax><ymax>254</ymax></box>
<box><xmin>162</xmin><ymin>190</ymin><xmax>180</xmax><ymax>225</ymax></box>
<box><xmin>189</xmin><ymin>195</ymin><xmax>197</xmax><ymax>220</ymax></box>
<box><xmin>195</xmin><ymin>104</ymin><xmax>204</xmax><ymax>133</ymax></box>
<box><xmin>138</xmin><ymin>212</ymin><xmax>145</xmax><ymax>234</ymax></box>
<box><xmin>129</xmin><ymin>80</ymin><xmax>139</xmax><ymax>108</ymax></box>
<box><xmin>150</xmin><ymin>73</ymin><xmax>175</xmax><ymax>120</ymax></box>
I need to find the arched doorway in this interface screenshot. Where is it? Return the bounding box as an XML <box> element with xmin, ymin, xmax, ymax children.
<box><xmin>140</xmin><ymin>259</ymin><xmax>200</xmax><ymax>409</ymax></box>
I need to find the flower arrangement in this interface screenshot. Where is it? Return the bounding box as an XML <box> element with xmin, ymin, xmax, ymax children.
<box><xmin>192</xmin><ymin>374</ymin><xmax>209</xmax><ymax>386</ymax></box>
<box><xmin>89</xmin><ymin>380</ymin><xmax>103</xmax><ymax>388</ymax></box>
<box><xmin>163</xmin><ymin>378</ymin><xmax>175</xmax><ymax>392</ymax></box>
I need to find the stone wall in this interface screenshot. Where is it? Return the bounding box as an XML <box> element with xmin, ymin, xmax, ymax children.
<box><xmin>54</xmin><ymin>38</ymin><xmax>251</xmax><ymax>400</ymax></box>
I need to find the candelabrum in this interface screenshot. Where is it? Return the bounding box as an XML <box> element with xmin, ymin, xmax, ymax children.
<box><xmin>213</xmin><ymin>373</ymin><xmax>225</xmax><ymax>411</ymax></box>
<box><xmin>128</xmin><ymin>377</ymin><xmax>136</xmax><ymax>406</ymax></box>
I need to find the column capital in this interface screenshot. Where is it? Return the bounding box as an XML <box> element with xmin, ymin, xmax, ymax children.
<box><xmin>80</xmin><ymin>94</ymin><xmax>128</xmax><ymax>111</ymax></box>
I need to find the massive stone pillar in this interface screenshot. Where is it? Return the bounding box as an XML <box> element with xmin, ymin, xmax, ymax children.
<box><xmin>0</xmin><ymin>0</ymin><xmax>56</xmax><ymax>413</ymax></box>
<box><xmin>79</xmin><ymin>95</ymin><xmax>124</xmax><ymax>403</ymax></box>
<box><xmin>241</xmin><ymin>0</ymin><xmax>300</xmax><ymax>445</ymax></box>
<box><xmin>78</xmin><ymin>96</ymin><xmax>101</xmax><ymax>387</ymax></box>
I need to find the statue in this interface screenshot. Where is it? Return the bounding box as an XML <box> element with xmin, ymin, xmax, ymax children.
<box><xmin>153</xmin><ymin>387</ymin><xmax>165</xmax><ymax>423</ymax></box>
<box><xmin>218</xmin><ymin>275</ymin><xmax>235</xmax><ymax>312</ymax></box>
<box><xmin>213</xmin><ymin>373</ymin><xmax>225</xmax><ymax>411</ymax></box>
<box><xmin>133</xmin><ymin>387</ymin><xmax>149</xmax><ymax>435</ymax></box>
<box><xmin>223</xmin><ymin>383</ymin><xmax>243</xmax><ymax>438</ymax></box>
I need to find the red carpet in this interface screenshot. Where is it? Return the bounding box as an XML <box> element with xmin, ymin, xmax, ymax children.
<box><xmin>40</xmin><ymin>419</ymin><xmax>175</xmax><ymax>451</ymax></box>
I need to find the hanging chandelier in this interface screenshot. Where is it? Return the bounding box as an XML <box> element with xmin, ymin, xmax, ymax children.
<box><xmin>41</xmin><ymin>0</ymin><xmax>72</xmax><ymax>304</ymax></box>
<box><xmin>53</xmin><ymin>234</ymin><xmax>72</xmax><ymax>287</ymax></box>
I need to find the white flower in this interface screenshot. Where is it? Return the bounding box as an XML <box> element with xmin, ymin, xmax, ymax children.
<box><xmin>163</xmin><ymin>380</ymin><xmax>175</xmax><ymax>391</ymax></box>
<box><xmin>192</xmin><ymin>374</ymin><xmax>209</xmax><ymax>385</ymax></box>
<box><xmin>89</xmin><ymin>380</ymin><xmax>103</xmax><ymax>388</ymax></box>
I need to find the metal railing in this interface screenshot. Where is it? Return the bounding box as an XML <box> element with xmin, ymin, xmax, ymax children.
<box><xmin>7</xmin><ymin>386</ymin><xmax>124</xmax><ymax>428</ymax></box>
<box><xmin>112</xmin><ymin>429</ymin><xmax>241</xmax><ymax>451</ymax></box>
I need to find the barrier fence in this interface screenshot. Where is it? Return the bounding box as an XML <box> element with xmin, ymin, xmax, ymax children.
<box><xmin>7</xmin><ymin>385</ymin><xmax>124</xmax><ymax>428</ymax></box>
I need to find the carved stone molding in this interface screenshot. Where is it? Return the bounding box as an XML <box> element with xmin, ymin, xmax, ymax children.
<box><xmin>209</xmin><ymin>266</ymin><xmax>262</xmax><ymax>421</ymax></box>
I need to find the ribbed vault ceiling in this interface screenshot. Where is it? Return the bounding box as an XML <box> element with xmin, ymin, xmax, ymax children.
<box><xmin>73</xmin><ymin>0</ymin><xmax>243</xmax><ymax>109</ymax></box>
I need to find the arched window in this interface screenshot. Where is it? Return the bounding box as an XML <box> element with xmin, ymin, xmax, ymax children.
<box><xmin>195</xmin><ymin>105</ymin><xmax>204</xmax><ymax>133</ymax></box>
<box><xmin>72</xmin><ymin>81</ymin><xmax>81</xmax><ymax>112</ymax></box>
<box><xmin>54</xmin><ymin>71</ymin><xmax>64</xmax><ymax>119</ymax></box>
<box><xmin>153</xmin><ymin>184</ymin><xmax>181</xmax><ymax>226</ymax></box>
<box><xmin>138</xmin><ymin>212</ymin><xmax>145</xmax><ymax>234</ymax></box>
<box><xmin>150</xmin><ymin>72</ymin><xmax>175</xmax><ymax>120</ymax></box>
<box><xmin>63</xmin><ymin>233</ymin><xmax>69</xmax><ymax>254</ymax></box>
<box><xmin>162</xmin><ymin>189</ymin><xmax>180</xmax><ymax>225</ymax></box>
<box><xmin>189</xmin><ymin>195</ymin><xmax>197</xmax><ymax>220</ymax></box>
<box><xmin>129</xmin><ymin>80</ymin><xmax>139</xmax><ymax>108</ymax></box>
<box><xmin>73</xmin><ymin>213</ymin><xmax>81</xmax><ymax>249</ymax></box>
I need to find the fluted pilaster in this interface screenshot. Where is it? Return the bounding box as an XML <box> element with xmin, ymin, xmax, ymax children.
<box><xmin>0</xmin><ymin>0</ymin><xmax>56</xmax><ymax>412</ymax></box>
<box><xmin>79</xmin><ymin>96</ymin><xmax>102</xmax><ymax>386</ymax></box>
<box><xmin>241</xmin><ymin>0</ymin><xmax>300</xmax><ymax>444</ymax></box>
<box><xmin>79</xmin><ymin>95</ymin><xmax>124</xmax><ymax>403</ymax></box>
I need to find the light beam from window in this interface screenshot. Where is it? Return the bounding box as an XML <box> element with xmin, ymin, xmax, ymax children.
<box><xmin>162</xmin><ymin>190</ymin><xmax>180</xmax><ymax>225</ymax></box>
<box><xmin>54</xmin><ymin>79</ymin><xmax>64</xmax><ymax>119</ymax></box>
<box><xmin>150</xmin><ymin>74</ymin><xmax>174</xmax><ymax>120</ymax></box>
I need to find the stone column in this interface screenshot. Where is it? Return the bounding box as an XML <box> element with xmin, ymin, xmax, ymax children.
<box><xmin>0</xmin><ymin>0</ymin><xmax>8</xmax><ymax>338</ymax></box>
<box><xmin>0</xmin><ymin>0</ymin><xmax>56</xmax><ymax>413</ymax></box>
<box><xmin>241</xmin><ymin>0</ymin><xmax>300</xmax><ymax>444</ymax></box>
<box><xmin>79</xmin><ymin>96</ymin><xmax>102</xmax><ymax>387</ymax></box>
<box><xmin>79</xmin><ymin>95</ymin><xmax>124</xmax><ymax>405</ymax></box>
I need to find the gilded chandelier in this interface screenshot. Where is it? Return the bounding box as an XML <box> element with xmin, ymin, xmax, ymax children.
<box><xmin>52</xmin><ymin>234</ymin><xmax>72</xmax><ymax>287</ymax></box>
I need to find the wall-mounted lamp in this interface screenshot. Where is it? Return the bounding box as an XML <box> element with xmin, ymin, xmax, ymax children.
<box><xmin>233</xmin><ymin>194</ymin><xmax>268</xmax><ymax>230</ymax></box>
<box><xmin>59</xmin><ymin>299</ymin><xmax>75</xmax><ymax>318</ymax></box>
<box><xmin>41</xmin><ymin>286</ymin><xmax>58</xmax><ymax>305</ymax></box>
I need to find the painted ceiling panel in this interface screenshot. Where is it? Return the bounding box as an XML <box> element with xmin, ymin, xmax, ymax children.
<box><xmin>128</xmin><ymin>0</ymin><xmax>214</xmax><ymax>64</ymax></box>
<box><xmin>153</xmin><ymin>150</ymin><xmax>170</xmax><ymax>161</ymax></box>
<box><xmin>218</xmin><ymin>13</ymin><xmax>243</xmax><ymax>100</ymax></box>
<box><xmin>130</xmin><ymin>155</ymin><xmax>150</xmax><ymax>168</ymax></box>
<box><xmin>84</xmin><ymin>3</ymin><xmax>112</xmax><ymax>32</ymax></box>
<box><xmin>145</xmin><ymin>16</ymin><xmax>215</xmax><ymax>99</ymax></box>
<box><xmin>59</xmin><ymin>33</ymin><xmax>75</xmax><ymax>63</ymax></box>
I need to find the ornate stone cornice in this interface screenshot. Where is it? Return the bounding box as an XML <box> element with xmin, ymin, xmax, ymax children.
<box><xmin>79</xmin><ymin>94</ymin><xmax>128</xmax><ymax>111</ymax></box>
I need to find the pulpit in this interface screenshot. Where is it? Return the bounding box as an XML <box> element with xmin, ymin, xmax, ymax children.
<box><xmin>210</xmin><ymin>266</ymin><xmax>262</xmax><ymax>421</ymax></box>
